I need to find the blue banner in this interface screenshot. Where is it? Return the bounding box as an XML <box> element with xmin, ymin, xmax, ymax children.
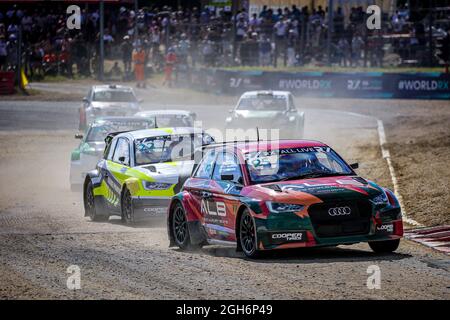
<box><xmin>190</xmin><ymin>69</ymin><xmax>450</xmax><ymax>100</ymax></box>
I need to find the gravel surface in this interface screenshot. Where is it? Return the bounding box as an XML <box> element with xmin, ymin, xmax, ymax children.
<box><xmin>0</xmin><ymin>86</ymin><xmax>448</xmax><ymax>299</ymax></box>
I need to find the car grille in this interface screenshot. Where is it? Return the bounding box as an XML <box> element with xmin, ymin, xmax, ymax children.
<box><xmin>308</xmin><ymin>200</ymin><xmax>372</xmax><ymax>238</ymax></box>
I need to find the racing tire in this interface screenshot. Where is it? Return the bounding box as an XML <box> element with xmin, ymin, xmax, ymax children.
<box><xmin>121</xmin><ymin>188</ymin><xmax>134</xmax><ymax>224</ymax></box>
<box><xmin>172</xmin><ymin>203</ymin><xmax>195</xmax><ymax>250</ymax></box>
<box><xmin>239</xmin><ymin>209</ymin><xmax>260</xmax><ymax>258</ymax></box>
<box><xmin>85</xmin><ymin>180</ymin><xmax>108</xmax><ymax>222</ymax></box>
<box><xmin>368</xmin><ymin>239</ymin><xmax>400</xmax><ymax>253</ymax></box>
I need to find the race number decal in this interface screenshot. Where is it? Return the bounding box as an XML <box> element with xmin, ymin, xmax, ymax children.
<box><xmin>201</xmin><ymin>199</ymin><xmax>226</xmax><ymax>217</ymax></box>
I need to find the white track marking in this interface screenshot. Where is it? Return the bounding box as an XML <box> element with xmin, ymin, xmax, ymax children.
<box><xmin>377</xmin><ymin>120</ymin><xmax>423</xmax><ymax>227</ymax></box>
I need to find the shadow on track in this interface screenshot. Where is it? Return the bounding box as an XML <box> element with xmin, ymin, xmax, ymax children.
<box><xmin>183</xmin><ymin>245</ymin><xmax>412</xmax><ymax>264</ymax></box>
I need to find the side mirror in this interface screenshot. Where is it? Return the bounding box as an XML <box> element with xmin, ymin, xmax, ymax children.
<box><xmin>75</xmin><ymin>133</ymin><xmax>83</xmax><ymax>139</ymax></box>
<box><xmin>138</xmin><ymin>98</ymin><xmax>144</xmax><ymax>103</ymax></box>
<box><xmin>118</xmin><ymin>156</ymin><xmax>128</xmax><ymax>165</ymax></box>
<box><xmin>82</xmin><ymin>97</ymin><xmax>88</xmax><ymax>103</ymax></box>
<box><xmin>350</xmin><ymin>163</ymin><xmax>359</xmax><ymax>170</ymax></box>
<box><xmin>228</xmin><ymin>109</ymin><xmax>233</xmax><ymax>113</ymax></box>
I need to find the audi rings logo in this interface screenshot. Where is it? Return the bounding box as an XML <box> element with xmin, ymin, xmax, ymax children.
<box><xmin>328</xmin><ymin>206</ymin><xmax>351</xmax><ymax>216</ymax></box>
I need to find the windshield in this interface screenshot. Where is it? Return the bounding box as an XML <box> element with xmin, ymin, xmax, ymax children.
<box><xmin>93</xmin><ymin>90</ymin><xmax>137</xmax><ymax>102</ymax></box>
<box><xmin>237</xmin><ymin>95</ymin><xmax>288</xmax><ymax>111</ymax></box>
<box><xmin>245</xmin><ymin>147</ymin><xmax>353</xmax><ymax>184</ymax></box>
<box><xmin>135</xmin><ymin>133</ymin><xmax>214</xmax><ymax>165</ymax></box>
<box><xmin>86</xmin><ymin>120</ymin><xmax>154</xmax><ymax>142</ymax></box>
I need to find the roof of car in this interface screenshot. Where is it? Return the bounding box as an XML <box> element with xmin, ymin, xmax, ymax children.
<box><xmin>93</xmin><ymin>116</ymin><xmax>154</xmax><ymax>123</ymax></box>
<box><xmin>206</xmin><ymin>140</ymin><xmax>328</xmax><ymax>153</ymax></box>
<box><xmin>115</xmin><ymin>127</ymin><xmax>202</xmax><ymax>140</ymax></box>
<box><xmin>135</xmin><ymin>109</ymin><xmax>193</xmax><ymax>116</ymax></box>
<box><xmin>240</xmin><ymin>90</ymin><xmax>291</xmax><ymax>97</ymax></box>
<box><xmin>93</xmin><ymin>84</ymin><xmax>133</xmax><ymax>91</ymax></box>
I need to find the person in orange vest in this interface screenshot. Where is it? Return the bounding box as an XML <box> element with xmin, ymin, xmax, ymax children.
<box><xmin>163</xmin><ymin>47</ymin><xmax>177</xmax><ymax>87</ymax></box>
<box><xmin>133</xmin><ymin>45</ymin><xmax>146</xmax><ymax>88</ymax></box>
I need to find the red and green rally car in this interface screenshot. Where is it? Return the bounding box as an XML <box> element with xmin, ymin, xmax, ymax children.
<box><xmin>167</xmin><ymin>140</ymin><xmax>403</xmax><ymax>258</ymax></box>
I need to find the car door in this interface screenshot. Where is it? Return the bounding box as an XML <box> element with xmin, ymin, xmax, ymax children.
<box><xmin>205</xmin><ymin>151</ymin><xmax>244</xmax><ymax>242</ymax></box>
<box><xmin>104</xmin><ymin>137</ymin><xmax>132</xmax><ymax>212</ymax></box>
<box><xmin>183</xmin><ymin>148</ymin><xmax>217</xmax><ymax>226</ymax></box>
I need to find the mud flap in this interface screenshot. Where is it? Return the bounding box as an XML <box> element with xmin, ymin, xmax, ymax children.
<box><xmin>93</xmin><ymin>196</ymin><xmax>109</xmax><ymax>217</ymax></box>
<box><xmin>188</xmin><ymin>220</ymin><xmax>207</xmax><ymax>245</ymax></box>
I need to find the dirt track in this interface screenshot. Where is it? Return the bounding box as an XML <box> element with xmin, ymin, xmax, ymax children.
<box><xmin>0</xmin><ymin>86</ymin><xmax>449</xmax><ymax>299</ymax></box>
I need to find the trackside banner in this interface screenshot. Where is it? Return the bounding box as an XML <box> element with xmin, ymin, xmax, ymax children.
<box><xmin>190</xmin><ymin>69</ymin><xmax>450</xmax><ymax>99</ymax></box>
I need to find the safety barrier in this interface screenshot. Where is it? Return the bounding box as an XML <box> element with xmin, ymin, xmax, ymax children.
<box><xmin>0</xmin><ymin>71</ymin><xmax>15</xmax><ymax>95</ymax></box>
<box><xmin>190</xmin><ymin>69</ymin><xmax>450</xmax><ymax>100</ymax></box>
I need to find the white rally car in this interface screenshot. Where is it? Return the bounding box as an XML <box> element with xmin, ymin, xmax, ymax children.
<box><xmin>83</xmin><ymin>127</ymin><xmax>215</xmax><ymax>222</ymax></box>
<box><xmin>226</xmin><ymin>90</ymin><xmax>305</xmax><ymax>139</ymax></box>
<box><xmin>134</xmin><ymin>109</ymin><xmax>197</xmax><ymax>127</ymax></box>
<box><xmin>79</xmin><ymin>85</ymin><xmax>142</xmax><ymax>130</ymax></box>
<box><xmin>70</xmin><ymin>117</ymin><xmax>155</xmax><ymax>191</ymax></box>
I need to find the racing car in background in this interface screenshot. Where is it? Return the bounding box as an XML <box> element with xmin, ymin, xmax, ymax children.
<box><xmin>79</xmin><ymin>85</ymin><xmax>142</xmax><ymax>130</ymax></box>
<box><xmin>167</xmin><ymin>140</ymin><xmax>403</xmax><ymax>258</ymax></box>
<box><xmin>135</xmin><ymin>109</ymin><xmax>197</xmax><ymax>127</ymax></box>
<box><xmin>70</xmin><ymin>117</ymin><xmax>155</xmax><ymax>191</ymax></box>
<box><xmin>226</xmin><ymin>91</ymin><xmax>305</xmax><ymax>139</ymax></box>
<box><xmin>83</xmin><ymin>127</ymin><xmax>214</xmax><ymax>222</ymax></box>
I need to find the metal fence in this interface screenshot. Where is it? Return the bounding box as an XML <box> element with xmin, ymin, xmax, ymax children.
<box><xmin>3</xmin><ymin>8</ymin><xmax>449</xmax><ymax>82</ymax></box>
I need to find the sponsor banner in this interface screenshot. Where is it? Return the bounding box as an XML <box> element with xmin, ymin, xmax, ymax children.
<box><xmin>191</xmin><ymin>69</ymin><xmax>450</xmax><ymax>99</ymax></box>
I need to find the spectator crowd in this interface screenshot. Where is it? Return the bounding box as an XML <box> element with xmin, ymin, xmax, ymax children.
<box><xmin>0</xmin><ymin>3</ymin><xmax>447</xmax><ymax>81</ymax></box>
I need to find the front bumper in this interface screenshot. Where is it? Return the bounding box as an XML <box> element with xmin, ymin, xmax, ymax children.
<box><xmin>132</xmin><ymin>196</ymin><xmax>171</xmax><ymax>221</ymax></box>
<box><xmin>255</xmin><ymin>209</ymin><xmax>403</xmax><ymax>251</ymax></box>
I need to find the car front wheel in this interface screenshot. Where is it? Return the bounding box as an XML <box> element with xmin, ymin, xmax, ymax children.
<box><xmin>239</xmin><ymin>209</ymin><xmax>259</xmax><ymax>258</ymax></box>
<box><xmin>121</xmin><ymin>188</ymin><xmax>134</xmax><ymax>223</ymax></box>
<box><xmin>85</xmin><ymin>180</ymin><xmax>108</xmax><ymax>221</ymax></box>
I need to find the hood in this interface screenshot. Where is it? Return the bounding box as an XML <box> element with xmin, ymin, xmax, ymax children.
<box><xmin>90</xmin><ymin>101</ymin><xmax>139</xmax><ymax>110</ymax></box>
<box><xmin>86</xmin><ymin>141</ymin><xmax>105</xmax><ymax>151</ymax></box>
<box><xmin>234</xmin><ymin>110</ymin><xmax>285</xmax><ymax>119</ymax></box>
<box><xmin>134</xmin><ymin>160</ymin><xmax>195</xmax><ymax>184</ymax></box>
<box><xmin>80</xmin><ymin>141</ymin><xmax>106</xmax><ymax>156</ymax></box>
<box><xmin>258</xmin><ymin>176</ymin><xmax>383</xmax><ymax>201</ymax></box>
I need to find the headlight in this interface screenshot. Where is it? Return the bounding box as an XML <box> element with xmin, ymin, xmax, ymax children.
<box><xmin>266</xmin><ymin>202</ymin><xmax>304</xmax><ymax>213</ymax></box>
<box><xmin>371</xmin><ymin>191</ymin><xmax>389</xmax><ymax>205</ymax></box>
<box><xmin>142</xmin><ymin>181</ymin><xmax>172</xmax><ymax>190</ymax></box>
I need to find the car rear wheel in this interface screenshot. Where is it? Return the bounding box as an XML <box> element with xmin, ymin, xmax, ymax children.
<box><xmin>85</xmin><ymin>180</ymin><xmax>108</xmax><ymax>222</ymax></box>
<box><xmin>172</xmin><ymin>203</ymin><xmax>192</xmax><ymax>250</ymax></box>
<box><xmin>121</xmin><ymin>188</ymin><xmax>134</xmax><ymax>223</ymax></box>
<box><xmin>240</xmin><ymin>209</ymin><xmax>259</xmax><ymax>258</ymax></box>
<box><xmin>369</xmin><ymin>239</ymin><xmax>400</xmax><ymax>253</ymax></box>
